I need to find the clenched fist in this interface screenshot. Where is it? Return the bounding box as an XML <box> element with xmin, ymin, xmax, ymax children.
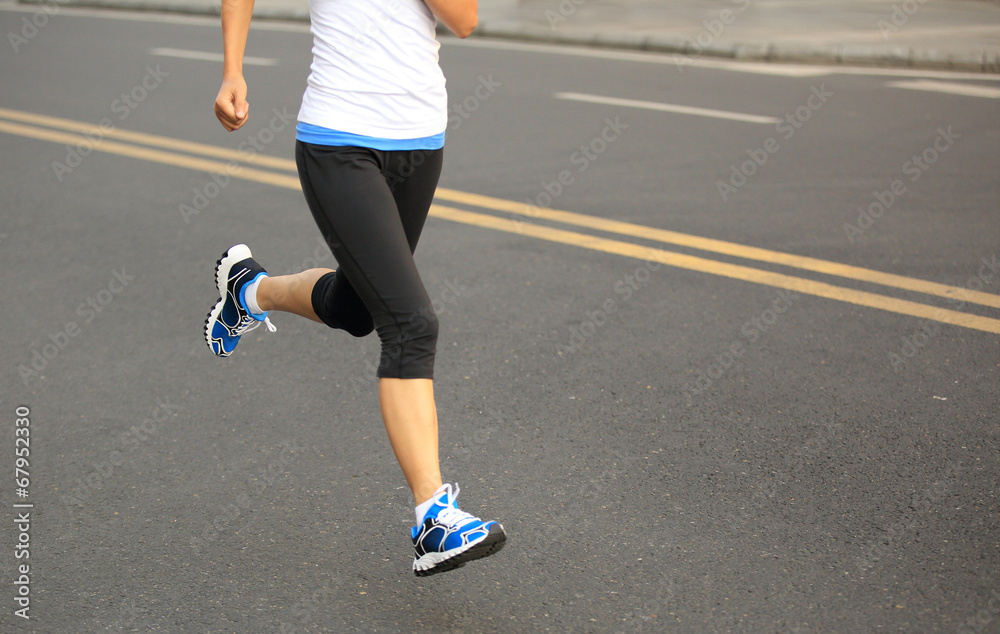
<box><xmin>214</xmin><ymin>75</ymin><xmax>249</xmax><ymax>131</ymax></box>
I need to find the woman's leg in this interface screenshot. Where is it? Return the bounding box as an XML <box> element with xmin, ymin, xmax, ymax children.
<box><xmin>295</xmin><ymin>142</ymin><xmax>444</xmax><ymax>505</ymax></box>
<box><xmin>380</xmin><ymin>149</ymin><xmax>447</xmax><ymax>504</ymax></box>
<box><xmin>256</xmin><ymin>269</ymin><xmax>332</xmax><ymax>323</ymax></box>
<box><xmin>379</xmin><ymin>378</ymin><xmax>441</xmax><ymax>504</ymax></box>
<box><xmin>294</xmin><ymin>142</ymin><xmax>504</xmax><ymax>574</ymax></box>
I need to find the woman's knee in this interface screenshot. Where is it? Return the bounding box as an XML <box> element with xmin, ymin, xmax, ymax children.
<box><xmin>375</xmin><ymin>307</ymin><xmax>439</xmax><ymax>378</ymax></box>
<box><xmin>311</xmin><ymin>271</ymin><xmax>375</xmax><ymax>336</ymax></box>
<box><xmin>387</xmin><ymin>306</ymin><xmax>439</xmax><ymax>360</ymax></box>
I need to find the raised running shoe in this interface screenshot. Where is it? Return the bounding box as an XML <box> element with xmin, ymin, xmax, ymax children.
<box><xmin>411</xmin><ymin>483</ymin><xmax>506</xmax><ymax>576</ymax></box>
<box><xmin>205</xmin><ymin>244</ymin><xmax>275</xmax><ymax>357</ymax></box>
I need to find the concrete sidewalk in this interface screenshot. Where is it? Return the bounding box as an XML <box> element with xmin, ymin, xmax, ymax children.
<box><xmin>17</xmin><ymin>0</ymin><xmax>1000</xmax><ymax>72</ymax></box>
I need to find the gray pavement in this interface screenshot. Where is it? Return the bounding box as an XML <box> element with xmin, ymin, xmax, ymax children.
<box><xmin>14</xmin><ymin>0</ymin><xmax>1000</xmax><ymax>72</ymax></box>
<box><xmin>2</xmin><ymin>5</ymin><xmax>1000</xmax><ymax>633</ymax></box>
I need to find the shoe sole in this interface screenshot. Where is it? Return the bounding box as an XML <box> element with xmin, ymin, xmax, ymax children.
<box><xmin>413</xmin><ymin>523</ymin><xmax>507</xmax><ymax>577</ymax></box>
<box><xmin>204</xmin><ymin>244</ymin><xmax>253</xmax><ymax>357</ymax></box>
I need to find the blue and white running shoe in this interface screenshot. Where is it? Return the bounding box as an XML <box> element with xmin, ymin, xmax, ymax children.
<box><xmin>205</xmin><ymin>244</ymin><xmax>275</xmax><ymax>357</ymax></box>
<box><xmin>411</xmin><ymin>483</ymin><xmax>506</xmax><ymax>576</ymax></box>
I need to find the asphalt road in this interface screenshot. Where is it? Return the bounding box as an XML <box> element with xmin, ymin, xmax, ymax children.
<box><xmin>1</xmin><ymin>4</ymin><xmax>998</xmax><ymax>633</ymax></box>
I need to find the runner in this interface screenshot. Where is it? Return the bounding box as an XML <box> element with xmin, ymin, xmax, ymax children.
<box><xmin>204</xmin><ymin>0</ymin><xmax>506</xmax><ymax>576</ymax></box>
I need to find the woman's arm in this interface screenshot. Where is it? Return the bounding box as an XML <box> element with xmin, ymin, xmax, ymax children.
<box><xmin>214</xmin><ymin>0</ymin><xmax>256</xmax><ymax>131</ymax></box>
<box><xmin>423</xmin><ymin>0</ymin><xmax>478</xmax><ymax>39</ymax></box>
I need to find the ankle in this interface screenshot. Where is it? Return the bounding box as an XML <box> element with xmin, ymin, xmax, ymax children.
<box><xmin>412</xmin><ymin>480</ymin><xmax>444</xmax><ymax>507</ymax></box>
<box><xmin>255</xmin><ymin>276</ymin><xmax>275</xmax><ymax>312</ymax></box>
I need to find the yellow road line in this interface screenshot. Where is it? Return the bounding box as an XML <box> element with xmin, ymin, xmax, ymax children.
<box><xmin>4</xmin><ymin>105</ymin><xmax>996</xmax><ymax>311</ymax></box>
<box><xmin>2</xmin><ymin>116</ymin><xmax>999</xmax><ymax>335</ymax></box>
<box><xmin>0</xmin><ymin>106</ymin><xmax>297</xmax><ymax>172</ymax></box>
<box><xmin>433</xmin><ymin>188</ymin><xmax>1000</xmax><ymax>310</ymax></box>
<box><xmin>0</xmin><ymin>120</ymin><xmax>301</xmax><ymax>189</ymax></box>
<box><xmin>431</xmin><ymin>204</ymin><xmax>1000</xmax><ymax>335</ymax></box>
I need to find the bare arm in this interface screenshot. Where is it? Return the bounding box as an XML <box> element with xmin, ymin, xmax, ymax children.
<box><xmin>214</xmin><ymin>0</ymin><xmax>256</xmax><ymax>131</ymax></box>
<box><xmin>423</xmin><ymin>0</ymin><xmax>478</xmax><ymax>39</ymax></box>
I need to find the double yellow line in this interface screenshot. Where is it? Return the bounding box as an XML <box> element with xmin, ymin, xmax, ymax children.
<box><xmin>2</xmin><ymin>106</ymin><xmax>999</xmax><ymax>334</ymax></box>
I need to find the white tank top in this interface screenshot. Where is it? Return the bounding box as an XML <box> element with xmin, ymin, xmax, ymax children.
<box><xmin>297</xmin><ymin>0</ymin><xmax>448</xmax><ymax>140</ymax></box>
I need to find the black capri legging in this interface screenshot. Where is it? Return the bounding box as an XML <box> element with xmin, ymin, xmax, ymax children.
<box><xmin>295</xmin><ymin>140</ymin><xmax>444</xmax><ymax>380</ymax></box>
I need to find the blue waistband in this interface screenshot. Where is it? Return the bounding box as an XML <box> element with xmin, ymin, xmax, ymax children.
<box><xmin>295</xmin><ymin>123</ymin><xmax>445</xmax><ymax>151</ymax></box>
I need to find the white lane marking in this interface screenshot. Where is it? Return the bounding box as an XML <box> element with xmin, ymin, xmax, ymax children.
<box><xmin>149</xmin><ymin>47</ymin><xmax>278</xmax><ymax>66</ymax></box>
<box><xmin>888</xmin><ymin>79</ymin><xmax>1000</xmax><ymax>98</ymax></box>
<box><xmin>555</xmin><ymin>92</ymin><xmax>781</xmax><ymax>124</ymax></box>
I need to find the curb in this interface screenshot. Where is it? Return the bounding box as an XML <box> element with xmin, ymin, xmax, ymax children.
<box><xmin>474</xmin><ymin>21</ymin><xmax>1000</xmax><ymax>74</ymax></box>
<box><xmin>16</xmin><ymin>0</ymin><xmax>1000</xmax><ymax>74</ymax></box>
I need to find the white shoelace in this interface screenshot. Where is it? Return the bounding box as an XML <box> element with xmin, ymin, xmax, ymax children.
<box><xmin>432</xmin><ymin>483</ymin><xmax>480</xmax><ymax>528</ymax></box>
<box><xmin>235</xmin><ymin>314</ymin><xmax>276</xmax><ymax>335</ymax></box>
